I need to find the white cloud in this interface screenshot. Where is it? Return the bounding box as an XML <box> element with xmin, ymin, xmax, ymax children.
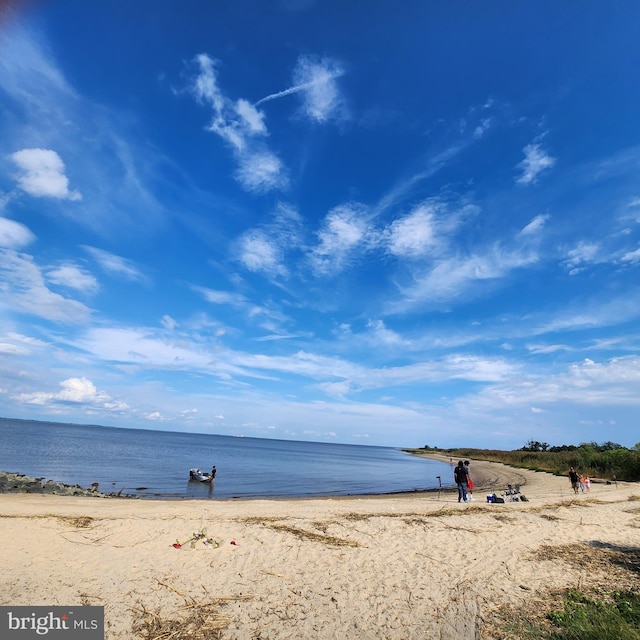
<box><xmin>394</xmin><ymin>246</ymin><xmax>538</xmax><ymax>309</ymax></box>
<box><xmin>621</xmin><ymin>246</ymin><xmax>640</xmax><ymax>264</ymax></box>
<box><xmin>82</xmin><ymin>246</ymin><xmax>146</xmax><ymax>282</ymax></box>
<box><xmin>0</xmin><ymin>28</ymin><xmax>169</xmax><ymax>234</ymax></box>
<box><xmin>56</xmin><ymin>377</ymin><xmax>102</xmax><ymax>402</ymax></box>
<box><xmin>0</xmin><ymin>249</ymin><xmax>92</xmax><ymax>323</ymax></box>
<box><xmin>235</xmin><ymin>98</ymin><xmax>267</xmax><ymax>135</ymax></box>
<box><xmin>46</xmin><ymin>262</ymin><xmax>99</xmax><ymax>294</ymax></box>
<box><xmin>0</xmin><ymin>342</ymin><xmax>29</xmax><ymax>356</ymax></box>
<box><xmin>473</xmin><ymin>118</ymin><xmax>492</xmax><ymax>139</ymax></box>
<box><xmin>256</xmin><ymin>54</ymin><xmax>346</xmax><ymax>124</ymax></box>
<box><xmin>189</xmin><ymin>54</ymin><xmax>286</xmax><ymax>192</ymax></box>
<box><xmin>291</xmin><ymin>55</ymin><xmax>346</xmax><ymax>123</ymax></box>
<box><xmin>238</xmin><ymin>229</ymin><xmax>287</xmax><ymax>276</ymax></box>
<box><xmin>516</xmin><ymin>142</ymin><xmax>556</xmax><ymax>185</ymax></box>
<box><xmin>519</xmin><ymin>213</ymin><xmax>549</xmax><ymax>236</ymax></box>
<box><xmin>475</xmin><ymin>356</ymin><xmax>640</xmax><ymax>410</ymax></box>
<box><xmin>365</xmin><ymin>319</ymin><xmax>407</xmax><ymax>347</ymax></box>
<box><xmin>563</xmin><ymin>241</ymin><xmax>600</xmax><ymax>274</ymax></box>
<box><xmin>386</xmin><ymin>203</ymin><xmax>439</xmax><ymax>258</ymax></box>
<box><xmin>235</xmin><ymin>150</ymin><xmax>288</xmax><ymax>193</ymax></box>
<box><xmin>193</xmin><ymin>286</ymin><xmax>248</xmax><ymax>307</ymax></box>
<box><xmin>235</xmin><ymin>202</ymin><xmax>302</xmax><ymax>277</ymax></box>
<box><xmin>161</xmin><ymin>315</ymin><xmax>177</xmax><ymax>330</ymax></box>
<box><xmin>188</xmin><ymin>53</ymin><xmax>344</xmax><ymax>192</ymax></box>
<box><xmin>0</xmin><ymin>217</ymin><xmax>35</xmax><ymax>248</ymax></box>
<box><xmin>532</xmin><ymin>291</ymin><xmax>640</xmax><ymax>335</ymax></box>
<box><xmin>16</xmin><ymin>376</ymin><xmax>122</xmax><ymax>409</ymax></box>
<box><xmin>309</xmin><ymin>204</ymin><xmax>370</xmax><ymax>275</ymax></box>
<box><xmin>10</xmin><ymin>148</ymin><xmax>82</xmax><ymax>200</ymax></box>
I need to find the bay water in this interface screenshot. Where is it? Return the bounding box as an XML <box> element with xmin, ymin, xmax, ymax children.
<box><xmin>0</xmin><ymin>417</ymin><xmax>453</xmax><ymax>499</ymax></box>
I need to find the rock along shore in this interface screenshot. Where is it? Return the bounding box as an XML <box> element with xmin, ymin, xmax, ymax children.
<box><xmin>0</xmin><ymin>470</ymin><xmax>136</xmax><ymax>498</ymax></box>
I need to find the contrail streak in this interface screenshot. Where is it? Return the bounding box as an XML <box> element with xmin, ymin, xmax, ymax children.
<box><xmin>255</xmin><ymin>70</ymin><xmax>345</xmax><ymax>107</ymax></box>
<box><xmin>255</xmin><ymin>80</ymin><xmax>317</xmax><ymax>106</ymax></box>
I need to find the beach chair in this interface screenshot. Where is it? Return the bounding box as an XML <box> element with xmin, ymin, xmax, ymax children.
<box><xmin>501</xmin><ymin>484</ymin><xmax>521</xmax><ymax>502</ymax></box>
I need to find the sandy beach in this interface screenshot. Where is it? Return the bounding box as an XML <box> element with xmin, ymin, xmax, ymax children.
<box><xmin>1</xmin><ymin>459</ymin><xmax>638</xmax><ymax>639</ymax></box>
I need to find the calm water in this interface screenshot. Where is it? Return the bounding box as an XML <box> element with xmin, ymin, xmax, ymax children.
<box><xmin>0</xmin><ymin>418</ymin><xmax>453</xmax><ymax>499</ymax></box>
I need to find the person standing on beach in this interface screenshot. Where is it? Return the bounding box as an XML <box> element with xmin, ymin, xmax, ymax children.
<box><xmin>579</xmin><ymin>474</ymin><xmax>586</xmax><ymax>493</ymax></box>
<box><xmin>454</xmin><ymin>461</ymin><xmax>468</xmax><ymax>503</ymax></box>
<box><xmin>464</xmin><ymin>460</ymin><xmax>475</xmax><ymax>501</ymax></box>
<box><xmin>569</xmin><ymin>467</ymin><xmax>580</xmax><ymax>494</ymax></box>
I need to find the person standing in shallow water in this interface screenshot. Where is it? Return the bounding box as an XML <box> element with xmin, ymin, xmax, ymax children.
<box><xmin>454</xmin><ymin>460</ymin><xmax>468</xmax><ymax>503</ymax></box>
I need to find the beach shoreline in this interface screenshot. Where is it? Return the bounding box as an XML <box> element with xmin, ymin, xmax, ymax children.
<box><xmin>1</xmin><ymin>461</ymin><xmax>638</xmax><ymax>639</ymax></box>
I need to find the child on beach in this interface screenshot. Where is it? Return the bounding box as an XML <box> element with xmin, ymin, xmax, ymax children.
<box><xmin>464</xmin><ymin>460</ymin><xmax>475</xmax><ymax>501</ymax></box>
<box><xmin>579</xmin><ymin>474</ymin><xmax>586</xmax><ymax>492</ymax></box>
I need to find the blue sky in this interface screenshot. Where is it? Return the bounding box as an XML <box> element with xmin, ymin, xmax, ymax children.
<box><xmin>1</xmin><ymin>1</ymin><xmax>639</xmax><ymax>449</ymax></box>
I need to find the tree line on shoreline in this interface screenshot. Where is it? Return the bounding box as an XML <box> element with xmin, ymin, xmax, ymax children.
<box><xmin>416</xmin><ymin>440</ymin><xmax>640</xmax><ymax>482</ymax></box>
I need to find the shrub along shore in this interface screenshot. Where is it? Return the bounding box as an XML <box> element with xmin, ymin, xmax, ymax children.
<box><xmin>409</xmin><ymin>440</ymin><xmax>640</xmax><ymax>482</ymax></box>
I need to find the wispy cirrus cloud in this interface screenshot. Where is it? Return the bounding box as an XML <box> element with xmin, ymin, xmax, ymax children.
<box><xmin>188</xmin><ymin>53</ymin><xmax>346</xmax><ymax>193</ymax></box>
<box><xmin>391</xmin><ymin>245</ymin><xmax>538</xmax><ymax>312</ymax></box>
<box><xmin>46</xmin><ymin>262</ymin><xmax>99</xmax><ymax>294</ymax></box>
<box><xmin>234</xmin><ymin>150</ymin><xmax>287</xmax><ymax>193</ymax></box>
<box><xmin>188</xmin><ymin>53</ymin><xmax>287</xmax><ymax>193</ymax></box>
<box><xmin>192</xmin><ymin>285</ymin><xmax>248</xmax><ymax>308</ymax></box>
<box><xmin>235</xmin><ymin>202</ymin><xmax>303</xmax><ymax>278</ymax></box>
<box><xmin>82</xmin><ymin>246</ymin><xmax>147</xmax><ymax>283</ymax></box>
<box><xmin>531</xmin><ymin>290</ymin><xmax>640</xmax><ymax>335</ymax></box>
<box><xmin>384</xmin><ymin>199</ymin><xmax>475</xmax><ymax>259</ymax></box>
<box><xmin>519</xmin><ymin>213</ymin><xmax>549</xmax><ymax>236</ymax></box>
<box><xmin>516</xmin><ymin>141</ymin><xmax>556</xmax><ymax>184</ymax></box>
<box><xmin>237</xmin><ymin>230</ymin><xmax>287</xmax><ymax>277</ymax></box>
<box><xmin>0</xmin><ymin>216</ymin><xmax>35</xmax><ymax>248</ymax></box>
<box><xmin>386</xmin><ymin>203</ymin><xmax>440</xmax><ymax>258</ymax></box>
<box><xmin>1</xmin><ymin>26</ymin><xmax>169</xmax><ymax>234</ymax></box>
<box><xmin>621</xmin><ymin>245</ymin><xmax>640</xmax><ymax>264</ymax></box>
<box><xmin>308</xmin><ymin>203</ymin><xmax>371</xmax><ymax>276</ymax></box>
<box><xmin>191</xmin><ymin>54</ymin><xmax>267</xmax><ymax>152</ymax></box>
<box><xmin>563</xmin><ymin>241</ymin><xmax>601</xmax><ymax>275</ymax></box>
<box><xmin>0</xmin><ymin>249</ymin><xmax>92</xmax><ymax>323</ymax></box>
<box><xmin>473</xmin><ymin>355</ymin><xmax>640</xmax><ymax>410</ymax></box>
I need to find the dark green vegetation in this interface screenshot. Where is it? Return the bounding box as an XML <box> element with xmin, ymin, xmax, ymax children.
<box><xmin>546</xmin><ymin>589</ymin><xmax>640</xmax><ymax>640</ymax></box>
<box><xmin>413</xmin><ymin>441</ymin><xmax>640</xmax><ymax>482</ymax></box>
<box><xmin>497</xmin><ymin>589</ymin><xmax>640</xmax><ymax>640</ymax></box>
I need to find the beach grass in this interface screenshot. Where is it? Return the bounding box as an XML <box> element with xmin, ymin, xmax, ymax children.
<box><xmin>131</xmin><ymin>580</ymin><xmax>252</xmax><ymax>640</ymax></box>
<box><xmin>491</xmin><ymin>540</ymin><xmax>640</xmax><ymax>639</ymax></box>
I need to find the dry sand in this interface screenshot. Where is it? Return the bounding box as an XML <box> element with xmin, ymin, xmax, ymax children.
<box><xmin>1</xmin><ymin>459</ymin><xmax>638</xmax><ymax>639</ymax></box>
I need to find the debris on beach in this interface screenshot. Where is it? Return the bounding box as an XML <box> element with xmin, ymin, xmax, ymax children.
<box><xmin>172</xmin><ymin>528</ymin><xmax>219</xmax><ymax>550</ymax></box>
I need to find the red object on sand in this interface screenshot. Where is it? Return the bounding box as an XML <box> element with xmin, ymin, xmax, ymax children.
<box><xmin>230</xmin><ymin>540</ymin><xmax>237</xmax><ymax>545</ymax></box>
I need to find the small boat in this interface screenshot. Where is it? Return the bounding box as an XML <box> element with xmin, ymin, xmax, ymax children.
<box><xmin>189</xmin><ymin>468</ymin><xmax>213</xmax><ymax>483</ymax></box>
